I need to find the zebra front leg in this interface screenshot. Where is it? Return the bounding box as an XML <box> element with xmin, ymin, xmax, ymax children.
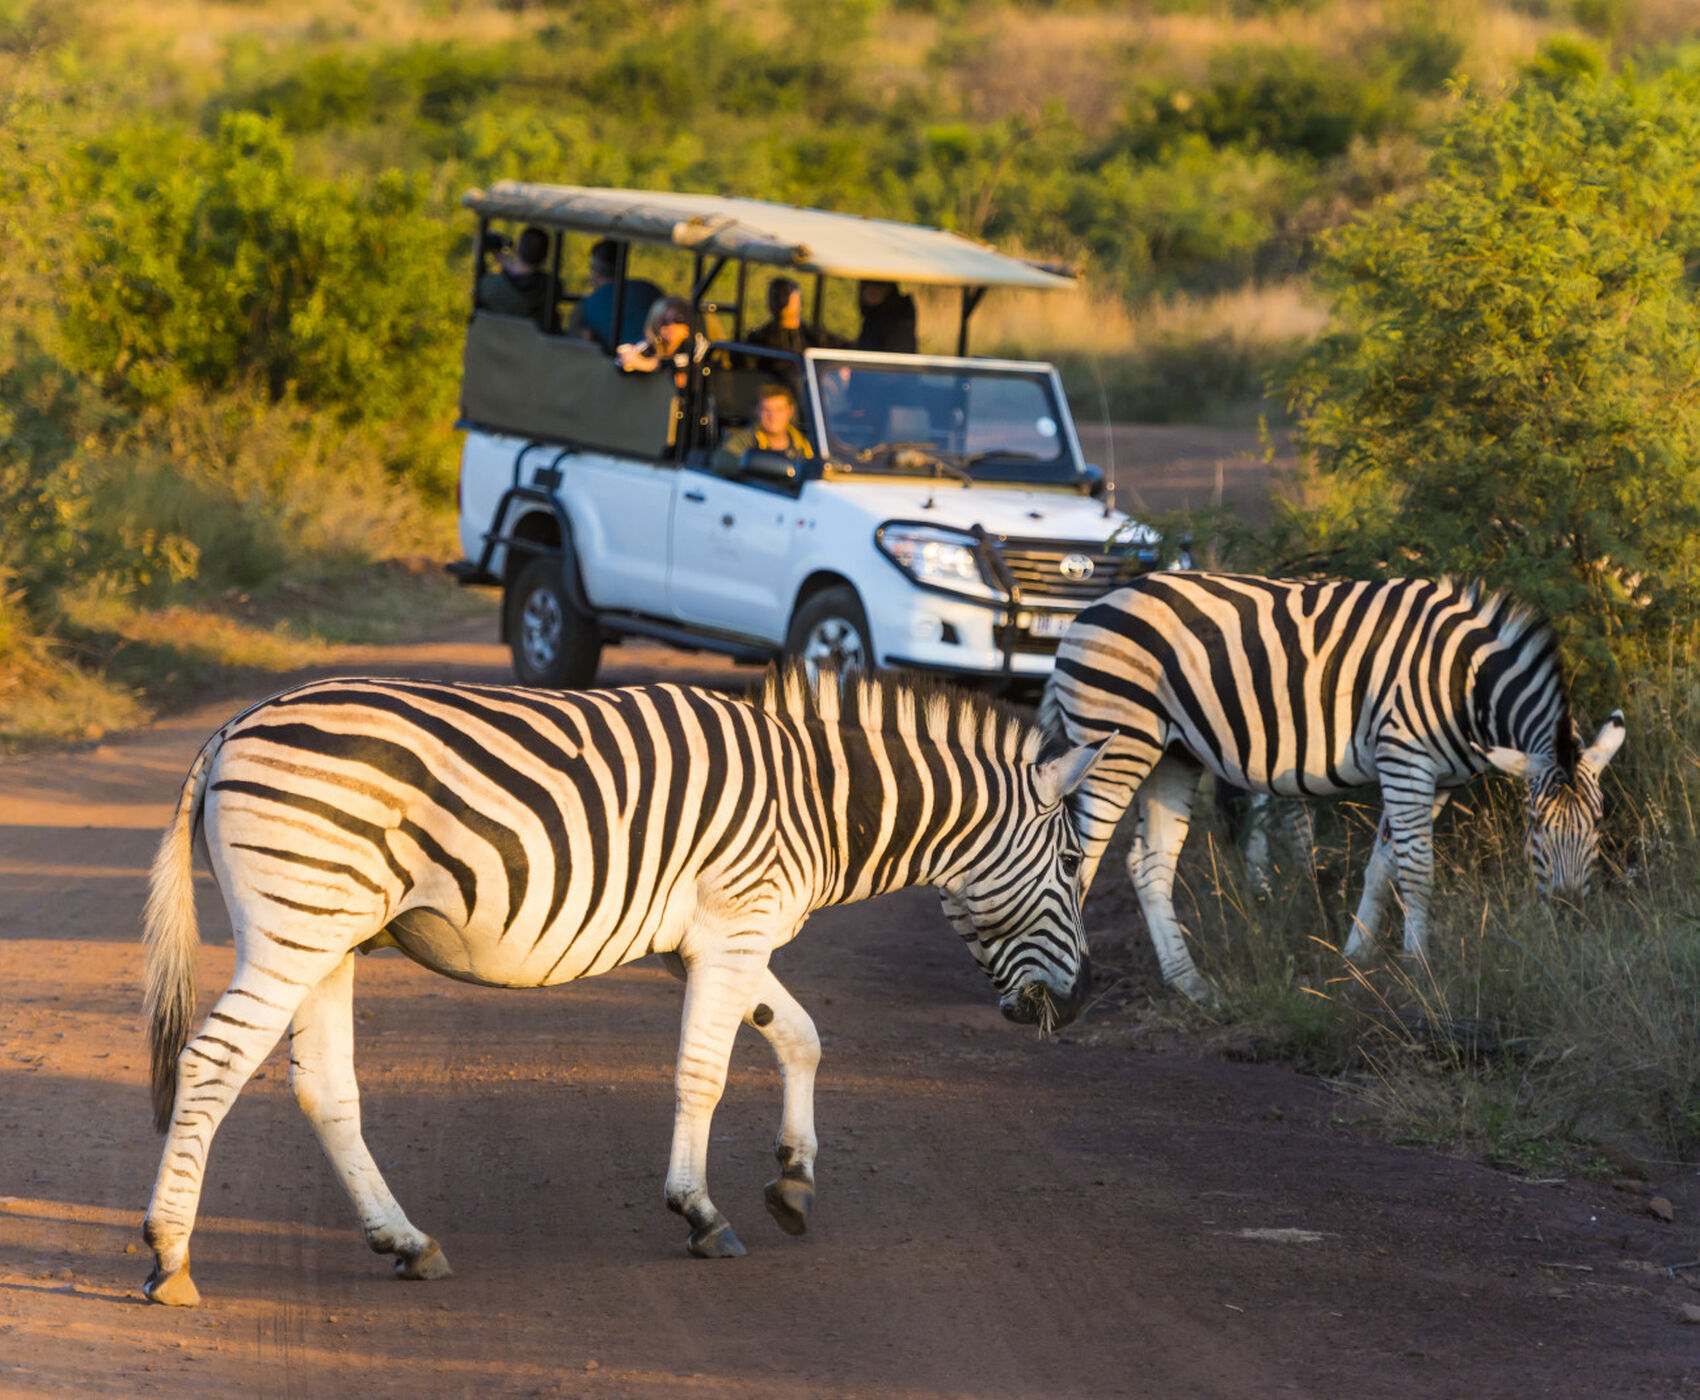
<box><xmin>1345</xmin><ymin>794</ymin><xmax>1450</xmax><ymax>962</ymax></box>
<box><xmin>1380</xmin><ymin>780</ymin><xmax>1444</xmax><ymax>967</ymax></box>
<box><xmin>143</xmin><ymin>956</ymin><xmax>338</xmax><ymax>1305</ymax></box>
<box><xmin>666</xmin><ymin>955</ymin><xmax>764</xmax><ymax>1258</ymax></box>
<box><xmin>1343</xmin><ymin>815</ymin><xmax>1397</xmax><ymax>961</ymax></box>
<box><xmin>744</xmin><ymin>968</ymin><xmax>820</xmax><ymax>1237</ymax></box>
<box><xmin>1129</xmin><ymin>754</ymin><xmax>1207</xmax><ymax>1002</ymax></box>
<box><xmin>288</xmin><ymin>953</ymin><xmax>448</xmax><ymax>1283</ymax></box>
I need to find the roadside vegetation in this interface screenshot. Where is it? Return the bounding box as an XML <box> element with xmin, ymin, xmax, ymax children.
<box><xmin>1100</xmin><ymin>53</ymin><xmax>1700</xmax><ymax>1173</ymax></box>
<box><xmin>4</xmin><ymin>0</ymin><xmax>1700</xmax><ymax>1166</ymax></box>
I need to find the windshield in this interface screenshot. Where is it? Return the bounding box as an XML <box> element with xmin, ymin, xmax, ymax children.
<box><xmin>810</xmin><ymin>358</ymin><xmax>1080</xmax><ymax>484</ymax></box>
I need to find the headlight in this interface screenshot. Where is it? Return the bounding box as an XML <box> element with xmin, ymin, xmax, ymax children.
<box><xmin>876</xmin><ymin>525</ymin><xmax>992</xmax><ymax>596</ymax></box>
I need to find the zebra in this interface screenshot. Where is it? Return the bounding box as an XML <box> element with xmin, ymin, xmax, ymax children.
<box><xmin>140</xmin><ymin>666</ymin><xmax>1104</xmax><ymax>1306</ymax></box>
<box><xmin>1039</xmin><ymin>573</ymin><xmax>1625</xmax><ymax>1002</ymax></box>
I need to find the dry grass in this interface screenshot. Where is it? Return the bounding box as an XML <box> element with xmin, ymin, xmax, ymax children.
<box><xmin>936</xmin><ymin>279</ymin><xmax>1329</xmax><ymax>361</ymax></box>
<box><xmin>66</xmin><ymin>0</ymin><xmax>1637</xmax><ymax>130</ymax></box>
<box><xmin>81</xmin><ymin>0</ymin><xmax>550</xmax><ymax>67</ymax></box>
<box><xmin>0</xmin><ymin>560</ymin><xmax>495</xmax><ymax>758</ymax></box>
<box><xmin>920</xmin><ymin>280</ymin><xmax>1327</xmax><ymax>423</ymax></box>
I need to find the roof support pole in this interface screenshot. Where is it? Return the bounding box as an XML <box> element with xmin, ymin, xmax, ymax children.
<box><xmin>734</xmin><ymin>260</ymin><xmax>749</xmax><ymax>341</ymax></box>
<box><xmin>811</xmin><ymin>273</ymin><xmax>826</xmax><ymax>332</ymax></box>
<box><xmin>546</xmin><ymin>230</ymin><xmax>564</xmax><ymax>334</ymax></box>
<box><xmin>690</xmin><ymin>255</ymin><xmax>729</xmax><ymax>308</ymax></box>
<box><xmin>611</xmin><ymin>241</ymin><xmax>630</xmax><ymax>349</ymax></box>
<box><xmin>471</xmin><ymin>217</ymin><xmax>490</xmax><ymax>315</ymax></box>
<box><xmin>957</xmin><ymin>286</ymin><xmax>986</xmax><ymax>357</ymax></box>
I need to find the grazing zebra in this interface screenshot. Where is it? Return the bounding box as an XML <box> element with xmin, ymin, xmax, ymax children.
<box><xmin>1040</xmin><ymin>573</ymin><xmax>1625</xmax><ymax>1002</ymax></box>
<box><xmin>140</xmin><ymin>667</ymin><xmax>1103</xmax><ymax>1305</ymax></box>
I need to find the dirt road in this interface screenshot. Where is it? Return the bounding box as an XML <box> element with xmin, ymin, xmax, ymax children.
<box><xmin>4</xmin><ymin>621</ymin><xmax>1699</xmax><ymax>1398</ymax></box>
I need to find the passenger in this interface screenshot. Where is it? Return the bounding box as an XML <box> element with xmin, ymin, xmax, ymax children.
<box><xmin>712</xmin><ymin>381</ymin><xmax>815</xmax><ymax>476</ymax></box>
<box><xmin>569</xmin><ymin>238</ymin><xmax>664</xmax><ymax>351</ymax></box>
<box><xmin>855</xmin><ymin>279</ymin><xmax>918</xmax><ymax>355</ymax></box>
<box><xmin>616</xmin><ymin>296</ymin><xmax>695</xmax><ymax>386</ymax></box>
<box><xmin>746</xmin><ymin>277</ymin><xmax>847</xmax><ymax>359</ymax></box>
<box><xmin>478</xmin><ymin>225</ymin><xmax>551</xmax><ymax>324</ymax></box>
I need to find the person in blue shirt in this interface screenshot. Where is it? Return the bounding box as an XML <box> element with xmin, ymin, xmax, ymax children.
<box><xmin>568</xmin><ymin>239</ymin><xmax>664</xmax><ymax>351</ymax></box>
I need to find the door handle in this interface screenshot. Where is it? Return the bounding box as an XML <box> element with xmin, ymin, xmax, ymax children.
<box><xmin>683</xmin><ymin>490</ymin><xmax>706</xmax><ymax>503</ymax></box>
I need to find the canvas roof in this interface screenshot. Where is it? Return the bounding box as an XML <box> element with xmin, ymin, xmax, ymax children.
<box><xmin>462</xmin><ymin>183</ymin><xmax>1075</xmax><ymax>291</ymax></box>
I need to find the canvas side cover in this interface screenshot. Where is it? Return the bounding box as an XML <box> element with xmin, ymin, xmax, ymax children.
<box><xmin>461</xmin><ymin>314</ymin><xmax>678</xmax><ymax>456</ymax></box>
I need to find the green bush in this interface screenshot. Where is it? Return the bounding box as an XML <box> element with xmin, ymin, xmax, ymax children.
<box><xmin>1114</xmin><ymin>44</ymin><xmax>1412</xmax><ymax>163</ymax></box>
<box><xmin>1281</xmin><ymin>68</ymin><xmax>1700</xmax><ymax>703</ymax></box>
<box><xmin>57</xmin><ymin>112</ymin><xmax>462</xmax><ymax>453</ymax></box>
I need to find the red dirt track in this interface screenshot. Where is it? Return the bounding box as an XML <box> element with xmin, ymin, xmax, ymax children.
<box><xmin>4</xmin><ymin>522</ymin><xmax>1700</xmax><ymax>1395</ymax></box>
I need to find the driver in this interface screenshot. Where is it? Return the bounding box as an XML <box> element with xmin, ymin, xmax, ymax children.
<box><xmin>713</xmin><ymin>381</ymin><xmax>815</xmax><ymax>476</ymax></box>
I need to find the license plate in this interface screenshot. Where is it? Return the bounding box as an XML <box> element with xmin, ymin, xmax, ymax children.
<box><xmin>1026</xmin><ymin>612</ymin><xmax>1074</xmax><ymax>639</ymax></box>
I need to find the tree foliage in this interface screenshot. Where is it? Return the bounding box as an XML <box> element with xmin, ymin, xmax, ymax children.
<box><xmin>1282</xmin><ymin>68</ymin><xmax>1700</xmax><ymax>698</ymax></box>
<box><xmin>57</xmin><ymin>112</ymin><xmax>462</xmax><ymax>432</ymax></box>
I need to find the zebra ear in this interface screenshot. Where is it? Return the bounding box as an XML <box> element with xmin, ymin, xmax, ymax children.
<box><xmin>1035</xmin><ymin>738</ymin><xmax>1108</xmax><ymax>807</ymax></box>
<box><xmin>1580</xmin><ymin>710</ymin><xmax>1626</xmax><ymax>775</ymax></box>
<box><xmin>1472</xmin><ymin>742</ymin><xmax>1545</xmax><ymax>781</ymax></box>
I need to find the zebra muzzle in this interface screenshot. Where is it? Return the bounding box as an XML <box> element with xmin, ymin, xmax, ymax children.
<box><xmin>1003</xmin><ymin>957</ymin><xmax>1091</xmax><ymax>1032</ymax></box>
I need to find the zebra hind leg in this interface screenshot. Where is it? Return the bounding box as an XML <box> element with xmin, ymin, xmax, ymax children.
<box><xmin>1128</xmin><ymin>754</ymin><xmax>1209</xmax><ymax>1002</ymax></box>
<box><xmin>743</xmin><ymin>969</ymin><xmax>820</xmax><ymax>1237</ymax></box>
<box><xmin>666</xmin><ymin>955</ymin><xmax>768</xmax><ymax>1258</ymax></box>
<box><xmin>144</xmin><ymin>954</ymin><xmax>342</xmax><ymax>1305</ymax></box>
<box><xmin>288</xmin><ymin>952</ymin><xmax>449</xmax><ymax>1282</ymax></box>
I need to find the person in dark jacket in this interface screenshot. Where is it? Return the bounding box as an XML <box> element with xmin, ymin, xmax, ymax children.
<box><xmin>478</xmin><ymin>226</ymin><xmax>551</xmax><ymax>324</ymax></box>
<box><xmin>746</xmin><ymin>277</ymin><xmax>847</xmax><ymax>359</ymax></box>
<box><xmin>855</xmin><ymin>279</ymin><xmax>917</xmax><ymax>354</ymax></box>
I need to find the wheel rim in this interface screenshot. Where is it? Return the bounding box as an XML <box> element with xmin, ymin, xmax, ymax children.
<box><xmin>800</xmin><ymin>614</ymin><xmax>867</xmax><ymax>684</ymax></box>
<box><xmin>519</xmin><ymin>586</ymin><xmax>563</xmax><ymax>673</ymax></box>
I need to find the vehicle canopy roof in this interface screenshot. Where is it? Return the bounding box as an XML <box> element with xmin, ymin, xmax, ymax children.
<box><xmin>461</xmin><ymin>182</ymin><xmax>1075</xmax><ymax>291</ymax></box>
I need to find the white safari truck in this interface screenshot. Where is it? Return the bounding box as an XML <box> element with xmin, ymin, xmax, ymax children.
<box><xmin>450</xmin><ymin>183</ymin><xmax>1169</xmax><ymax>692</ymax></box>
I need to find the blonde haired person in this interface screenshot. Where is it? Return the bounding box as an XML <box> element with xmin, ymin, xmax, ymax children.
<box><xmin>616</xmin><ymin>295</ymin><xmax>694</xmax><ymax>382</ymax></box>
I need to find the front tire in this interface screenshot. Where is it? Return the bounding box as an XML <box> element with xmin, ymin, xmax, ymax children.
<box><xmin>785</xmin><ymin>585</ymin><xmax>873</xmax><ymax>685</ymax></box>
<box><xmin>507</xmin><ymin>555</ymin><xmax>601</xmax><ymax>689</ymax></box>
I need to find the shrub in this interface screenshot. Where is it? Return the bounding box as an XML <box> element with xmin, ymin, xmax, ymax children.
<box><xmin>1281</xmin><ymin>68</ymin><xmax>1700</xmax><ymax>704</ymax></box>
<box><xmin>1114</xmin><ymin>44</ymin><xmax>1412</xmax><ymax>164</ymax></box>
<box><xmin>56</xmin><ymin>112</ymin><xmax>462</xmax><ymax>456</ymax></box>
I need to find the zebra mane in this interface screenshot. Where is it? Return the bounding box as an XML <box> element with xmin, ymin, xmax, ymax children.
<box><xmin>757</xmin><ymin>662</ymin><xmax>1048</xmax><ymax>765</ymax></box>
<box><xmin>1438</xmin><ymin>576</ymin><xmax>1578</xmax><ymax>771</ymax></box>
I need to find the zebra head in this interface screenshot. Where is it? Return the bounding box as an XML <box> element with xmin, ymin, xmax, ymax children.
<box><xmin>1478</xmin><ymin>711</ymin><xmax>1626</xmax><ymax>900</ymax></box>
<box><xmin>939</xmin><ymin>740</ymin><xmax>1106</xmax><ymax>1033</ymax></box>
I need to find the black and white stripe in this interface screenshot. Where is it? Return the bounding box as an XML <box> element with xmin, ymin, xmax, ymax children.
<box><xmin>1040</xmin><ymin>573</ymin><xmax>1624</xmax><ymax>1000</ymax></box>
<box><xmin>140</xmin><ymin>666</ymin><xmax>1102</xmax><ymax>1304</ymax></box>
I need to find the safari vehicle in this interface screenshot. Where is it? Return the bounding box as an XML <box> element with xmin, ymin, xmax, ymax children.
<box><xmin>450</xmin><ymin>183</ymin><xmax>1169</xmax><ymax>691</ymax></box>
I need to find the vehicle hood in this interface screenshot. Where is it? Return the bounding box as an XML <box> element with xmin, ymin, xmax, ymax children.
<box><xmin>808</xmin><ymin>478</ymin><xmax>1154</xmax><ymax>544</ymax></box>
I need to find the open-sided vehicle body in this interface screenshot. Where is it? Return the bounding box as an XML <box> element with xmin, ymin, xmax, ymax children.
<box><xmin>450</xmin><ymin>183</ymin><xmax>1168</xmax><ymax>691</ymax></box>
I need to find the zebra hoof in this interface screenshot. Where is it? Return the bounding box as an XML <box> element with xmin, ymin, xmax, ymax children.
<box><xmin>763</xmin><ymin>1176</ymin><xmax>813</xmax><ymax>1236</ymax></box>
<box><xmin>394</xmin><ymin>1238</ymin><xmax>452</xmax><ymax>1281</ymax></box>
<box><xmin>1172</xmin><ymin>970</ymin><xmax>1216</xmax><ymax>1005</ymax></box>
<box><xmin>143</xmin><ymin>1263</ymin><xmax>201</xmax><ymax>1308</ymax></box>
<box><xmin>687</xmin><ymin>1219</ymin><xmax>746</xmax><ymax>1258</ymax></box>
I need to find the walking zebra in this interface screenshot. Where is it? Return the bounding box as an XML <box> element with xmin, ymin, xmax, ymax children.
<box><xmin>1040</xmin><ymin>573</ymin><xmax>1625</xmax><ymax>1002</ymax></box>
<box><xmin>141</xmin><ymin>667</ymin><xmax>1103</xmax><ymax>1305</ymax></box>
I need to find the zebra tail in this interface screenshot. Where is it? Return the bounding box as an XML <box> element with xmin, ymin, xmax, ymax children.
<box><xmin>1036</xmin><ymin>670</ymin><xmax>1067</xmax><ymax>747</ymax></box>
<box><xmin>143</xmin><ymin>737</ymin><xmax>218</xmax><ymax>1134</ymax></box>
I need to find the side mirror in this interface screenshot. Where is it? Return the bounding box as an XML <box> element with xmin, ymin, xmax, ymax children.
<box><xmin>742</xmin><ymin>449</ymin><xmax>799</xmax><ymax>484</ymax></box>
<box><xmin>1081</xmin><ymin>463</ymin><xmax>1106</xmax><ymax>500</ymax></box>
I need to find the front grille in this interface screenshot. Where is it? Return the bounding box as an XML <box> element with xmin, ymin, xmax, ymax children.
<box><xmin>988</xmin><ymin>536</ymin><xmax>1157</xmax><ymax>604</ymax></box>
<box><xmin>992</xmin><ymin>624</ymin><xmax>1065</xmax><ymax>656</ymax></box>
